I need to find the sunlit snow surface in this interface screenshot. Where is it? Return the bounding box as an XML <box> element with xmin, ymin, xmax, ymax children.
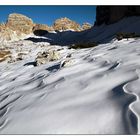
<box><xmin>1</xmin><ymin>38</ymin><xmax>140</xmax><ymax>134</ymax></box>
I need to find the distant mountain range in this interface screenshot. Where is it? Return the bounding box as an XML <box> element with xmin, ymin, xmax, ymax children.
<box><xmin>1</xmin><ymin>6</ymin><xmax>140</xmax><ymax>43</ymax></box>
<box><xmin>0</xmin><ymin>13</ymin><xmax>92</xmax><ymax>42</ymax></box>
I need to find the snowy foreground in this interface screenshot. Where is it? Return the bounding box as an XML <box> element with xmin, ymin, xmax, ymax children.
<box><xmin>1</xmin><ymin>37</ymin><xmax>140</xmax><ymax>134</ymax></box>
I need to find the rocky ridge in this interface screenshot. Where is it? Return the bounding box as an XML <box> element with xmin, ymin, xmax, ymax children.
<box><xmin>0</xmin><ymin>13</ymin><xmax>92</xmax><ymax>42</ymax></box>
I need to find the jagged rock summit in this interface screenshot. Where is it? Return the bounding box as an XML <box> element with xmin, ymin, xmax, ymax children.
<box><xmin>53</xmin><ymin>17</ymin><xmax>81</xmax><ymax>31</ymax></box>
<box><xmin>6</xmin><ymin>13</ymin><xmax>34</xmax><ymax>34</ymax></box>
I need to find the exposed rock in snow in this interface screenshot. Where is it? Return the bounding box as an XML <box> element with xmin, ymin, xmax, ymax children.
<box><xmin>36</xmin><ymin>50</ymin><xmax>60</xmax><ymax>66</ymax></box>
<box><xmin>61</xmin><ymin>59</ymin><xmax>75</xmax><ymax>68</ymax></box>
<box><xmin>0</xmin><ymin>50</ymin><xmax>11</xmax><ymax>62</ymax></box>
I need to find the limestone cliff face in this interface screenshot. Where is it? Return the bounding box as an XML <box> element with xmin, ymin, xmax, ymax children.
<box><xmin>6</xmin><ymin>13</ymin><xmax>34</xmax><ymax>34</ymax></box>
<box><xmin>95</xmin><ymin>6</ymin><xmax>140</xmax><ymax>26</ymax></box>
<box><xmin>0</xmin><ymin>23</ymin><xmax>22</xmax><ymax>42</ymax></box>
<box><xmin>0</xmin><ymin>13</ymin><xmax>34</xmax><ymax>42</ymax></box>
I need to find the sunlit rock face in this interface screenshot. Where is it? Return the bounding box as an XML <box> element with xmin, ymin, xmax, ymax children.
<box><xmin>95</xmin><ymin>6</ymin><xmax>140</xmax><ymax>26</ymax></box>
<box><xmin>53</xmin><ymin>17</ymin><xmax>81</xmax><ymax>31</ymax></box>
<box><xmin>0</xmin><ymin>13</ymin><xmax>34</xmax><ymax>42</ymax></box>
<box><xmin>0</xmin><ymin>49</ymin><xmax>11</xmax><ymax>62</ymax></box>
<box><xmin>6</xmin><ymin>13</ymin><xmax>34</xmax><ymax>34</ymax></box>
<box><xmin>0</xmin><ymin>23</ymin><xmax>22</xmax><ymax>42</ymax></box>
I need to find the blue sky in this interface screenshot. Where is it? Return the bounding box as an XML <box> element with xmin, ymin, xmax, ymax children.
<box><xmin>0</xmin><ymin>6</ymin><xmax>96</xmax><ymax>26</ymax></box>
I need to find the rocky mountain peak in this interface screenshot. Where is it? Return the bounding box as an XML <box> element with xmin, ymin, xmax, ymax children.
<box><xmin>6</xmin><ymin>13</ymin><xmax>34</xmax><ymax>34</ymax></box>
<box><xmin>53</xmin><ymin>17</ymin><xmax>81</xmax><ymax>31</ymax></box>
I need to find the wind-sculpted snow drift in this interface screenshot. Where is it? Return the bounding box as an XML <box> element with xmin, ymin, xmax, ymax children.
<box><xmin>1</xmin><ymin>17</ymin><xmax>140</xmax><ymax>134</ymax></box>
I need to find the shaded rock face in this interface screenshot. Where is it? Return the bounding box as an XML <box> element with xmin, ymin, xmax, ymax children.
<box><xmin>81</xmin><ymin>23</ymin><xmax>92</xmax><ymax>30</ymax></box>
<box><xmin>95</xmin><ymin>6</ymin><xmax>140</xmax><ymax>26</ymax></box>
<box><xmin>33</xmin><ymin>30</ymin><xmax>49</xmax><ymax>36</ymax></box>
<box><xmin>53</xmin><ymin>17</ymin><xmax>81</xmax><ymax>31</ymax></box>
<box><xmin>6</xmin><ymin>13</ymin><xmax>34</xmax><ymax>34</ymax></box>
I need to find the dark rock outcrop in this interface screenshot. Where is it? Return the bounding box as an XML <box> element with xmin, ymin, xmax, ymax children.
<box><xmin>95</xmin><ymin>6</ymin><xmax>140</xmax><ymax>26</ymax></box>
<box><xmin>33</xmin><ymin>30</ymin><xmax>49</xmax><ymax>36</ymax></box>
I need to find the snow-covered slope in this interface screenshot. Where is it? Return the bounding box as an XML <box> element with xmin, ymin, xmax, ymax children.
<box><xmin>0</xmin><ymin>38</ymin><xmax>140</xmax><ymax>134</ymax></box>
<box><xmin>1</xmin><ymin>17</ymin><xmax>140</xmax><ymax>134</ymax></box>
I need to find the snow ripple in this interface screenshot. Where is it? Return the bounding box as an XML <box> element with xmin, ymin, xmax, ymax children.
<box><xmin>1</xmin><ymin>39</ymin><xmax>140</xmax><ymax>134</ymax></box>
